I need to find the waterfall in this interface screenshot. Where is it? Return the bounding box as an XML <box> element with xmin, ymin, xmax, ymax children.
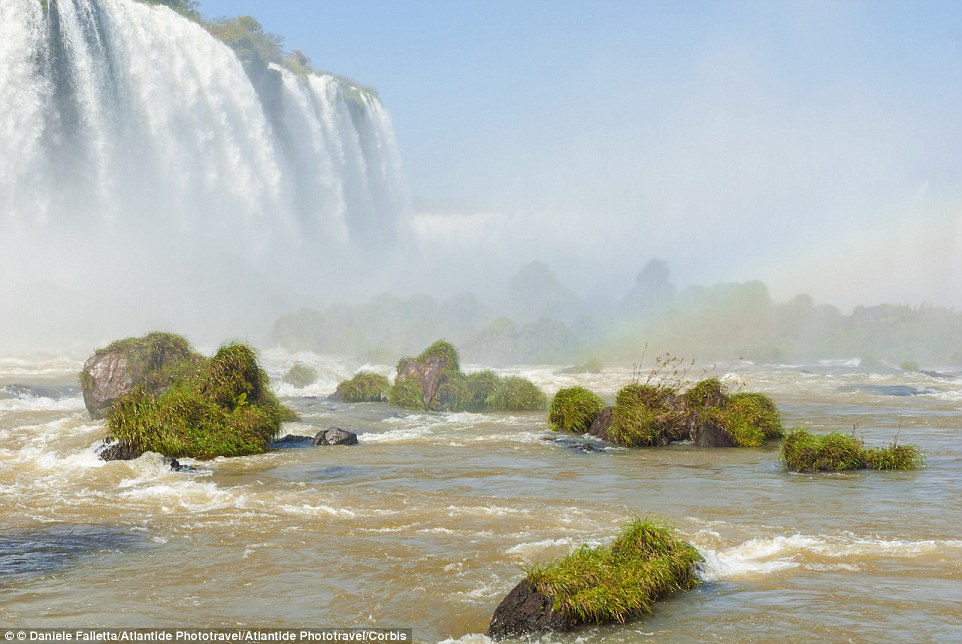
<box><xmin>0</xmin><ymin>0</ymin><xmax>409</xmax><ymax>346</ymax></box>
<box><xmin>0</xmin><ymin>0</ymin><xmax>407</xmax><ymax>255</ymax></box>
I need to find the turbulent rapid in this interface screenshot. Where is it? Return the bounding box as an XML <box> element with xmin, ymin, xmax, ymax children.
<box><xmin>1</xmin><ymin>350</ymin><xmax>960</xmax><ymax>641</ymax></box>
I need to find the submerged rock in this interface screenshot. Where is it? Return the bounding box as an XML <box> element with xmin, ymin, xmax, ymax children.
<box><xmin>313</xmin><ymin>427</ymin><xmax>358</xmax><ymax>446</ymax></box>
<box><xmin>588</xmin><ymin>405</ymin><xmax>614</xmax><ymax>440</ymax></box>
<box><xmin>488</xmin><ymin>580</ymin><xmax>577</xmax><ymax>640</ymax></box>
<box><xmin>95</xmin><ymin>437</ymin><xmax>139</xmax><ymax>461</ymax></box>
<box><xmin>273</xmin><ymin>434</ymin><xmax>315</xmax><ymax>447</ymax></box>
<box><xmin>4</xmin><ymin>384</ymin><xmax>79</xmax><ymax>401</ymax></box>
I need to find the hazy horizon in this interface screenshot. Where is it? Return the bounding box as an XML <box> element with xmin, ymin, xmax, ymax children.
<box><xmin>1</xmin><ymin>0</ymin><xmax>960</xmax><ymax>352</ymax></box>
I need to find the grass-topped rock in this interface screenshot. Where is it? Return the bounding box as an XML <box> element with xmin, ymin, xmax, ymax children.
<box><xmin>282</xmin><ymin>362</ymin><xmax>318</xmax><ymax>388</ymax></box>
<box><xmin>388</xmin><ymin>340</ymin><xmax>546</xmax><ymax>412</ymax></box>
<box><xmin>80</xmin><ymin>331</ymin><xmax>203</xmax><ymax>419</ymax></box>
<box><xmin>782</xmin><ymin>429</ymin><xmax>924</xmax><ymax>472</ymax></box>
<box><xmin>607</xmin><ymin>383</ymin><xmax>680</xmax><ymax>446</ymax></box>
<box><xmin>95</xmin><ymin>335</ymin><xmax>295</xmax><ymax>460</ymax></box>
<box><xmin>564</xmin><ymin>371</ymin><xmax>784</xmax><ymax>449</ymax></box>
<box><xmin>549</xmin><ymin>386</ymin><xmax>605</xmax><ymax>433</ymax></box>
<box><xmin>488</xmin><ymin>517</ymin><xmax>702</xmax><ymax>639</ymax></box>
<box><xmin>335</xmin><ymin>371</ymin><xmax>390</xmax><ymax>402</ymax></box>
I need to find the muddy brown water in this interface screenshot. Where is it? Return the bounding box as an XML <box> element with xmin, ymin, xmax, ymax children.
<box><xmin>1</xmin><ymin>351</ymin><xmax>960</xmax><ymax>641</ymax></box>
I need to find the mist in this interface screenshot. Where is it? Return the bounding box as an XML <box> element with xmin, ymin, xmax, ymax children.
<box><xmin>1</xmin><ymin>0</ymin><xmax>960</xmax><ymax>363</ymax></box>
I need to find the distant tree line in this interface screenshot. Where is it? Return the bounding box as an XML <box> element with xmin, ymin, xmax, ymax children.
<box><xmin>273</xmin><ymin>259</ymin><xmax>962</xmax><ymax>368</ymax></box>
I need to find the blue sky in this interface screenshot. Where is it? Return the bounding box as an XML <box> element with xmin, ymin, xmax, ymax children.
<box><xmin>197</xmin><ymin>0</ymin><xmax>962</xmax><ymax>307</ymax></box>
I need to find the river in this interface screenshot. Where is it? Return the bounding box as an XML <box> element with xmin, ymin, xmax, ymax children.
<box><xmin>1</xmin><ymin>349</ymin><xmax>960</xmax><ymax>641</ymax></box>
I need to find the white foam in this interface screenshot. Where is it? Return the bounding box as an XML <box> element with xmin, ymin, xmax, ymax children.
<box><xmin>698</xmin><ymin>532</ymin><xmax>962</xmax><ymax>581</ymax></box>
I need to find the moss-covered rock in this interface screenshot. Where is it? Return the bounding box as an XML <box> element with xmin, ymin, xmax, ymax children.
<box><xmin>392</xmin><ymin>339</ymin><xmax>460</xmax><ymax>409</ymax></box>
<box><xmin>388</xmin><ymin>340</ymin><xmax>546</xmax><ymax>413</ymax></box>
<box><xmin>781</xmin><ymin>429</ymin><xmax>924</xmax><ymax>472</ymax></box>
<box><xmin>335</xmin><ymin>371</ymin><xmax>390</xmax><ymax>402</ymax></box>
<box><xmin>80</xmin><ymin>332</ymin><xmax>204</xmax><ymax>419</ymax></box>
<box><xmin>489</xmin><ymin>517</ymin><xmax>701</xmax><ymax>638</ymax></box>
<box><xmin>549</xmin><ymin>386</ymin><xmax>605</xmax><ymax>433</ymax></box>
<box><xmin>105</xmin><ymin>342</ymin><xmax>295</xmax><ymax>460</ymax></box>
<box><xmin>282</xmin><ymin>362</ymin><xmax>318</xmax><ymax>388</ymax></box>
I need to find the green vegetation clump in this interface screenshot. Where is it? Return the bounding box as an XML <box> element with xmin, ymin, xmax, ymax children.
<box><xmin>107</xmin><ymin>343</ymin><xmax>294</xmax><ymax>459</ymax></box>
<box><xmin>700</xmin><ymin>407</ymin><xmax>765</xmax><ymax>448</ymax></box>
<box><xmin>727</xmin><ymin>392</ymin><xmax>783</xmax><ymax>440</ymax></box>
<box><xmin>490</xmin><ymin>376</ymin><xmax>548</xmax><ymax>411</ymax></box>
<box><xmin>781</xmin><ymin>429</ymin><xmax>924</xmax><ymax>472</ymax></box>
<box><xmin>683</xmin><ymin>377</ymin><xmax>727</xmax><ymax>411</ymax></box>
<box><xmin>900</xmin><ymin>360</ymin><xmax>920</xmax><ymax>372</ymax></box>
<box><xmin>417</xmin><ymin>339</ymin><xmax>460</xmax><ymax>372</ymax></box>
<box><xmin>549</xmin><ymin>386</ymin><xmax>605</xmax><ymax>433</ymax></box>
<box><xmin>863</xmin><ymin>443</ymin><xmax>926</xmax><ymax>470</ymax></box>
<box><xmin>389</xmin><ymin>340</ymin><xmax>545</xmax><ymax>413</ymax></box>
<box><xmin>608</xmin><ymin>383</ymin><xmax>677</xmax><ymax>447</ymax></box>
<box><xmin>282</xmin><ymin>362</ymin><xmax>318</xmax><ymax>388</ymax></box>
<box><xmin>388</xmin><ymin>377</ymin><xmax>426</xmax><ymax>411</ymax></box>
<box><xmin>336</xmin><ymin>371</ymin><xmax>390</xmax><ymax>402</ymax></box>
<box><xmin>462</xmin><ymin>370</ymin><xmax>501</xmax><ymax>411</ymax></box>
<box><xmin>525</xmin><ymin>517</ymin><xmax>701</xmax><ymax>625</ymax></box>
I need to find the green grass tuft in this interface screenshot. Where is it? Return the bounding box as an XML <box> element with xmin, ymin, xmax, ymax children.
<box><xmin>727</xmin><ymin>392</ymin><xmax>783</xmax><ymax>440</ymax></box>
<box><xmin>106</xmin><ymin>342</ymin><xmax>292</xmax><ymax>459</ymax></box>
<box><xmin>607</xmin><ymin>383</ymin><xmax>677</xmax><ymax>447</ymax></box>
<box><xmin>489</xmin><ymin>376</ymin><xmax>548</xmax><ymax>411</ymax></box>
<box><xmin>462</xmin><ymin>370</ymin><xmax>501</xmax><ymax>411</ymax></box>
<box><xmin>388</xmin><ymin>377</ymin><xmax>426</xmax><ymax>410</ymax></box>
<box><xmin>336</xmin><ymin>371</ymin><xmax>390</xmax><ymax>402</ymax></box>
<box><xmin>525</xmin><ymin>517</ymin><xmax>701</xmax><ymax>624</ymax></box>
<box><xmin>863</xmin><ymin>443</ymin><xmax>925</xmax><ymax>470</ymax></box>
<box><xmin>781</xmin><ymin>429</ymin><xmax>865</xmax><ymax>472</ymax></box>
<box><xmin>282</xmin><ymin>362</ymin><xmax>318</xmax><ymax>388</ymax></box>
<box><xmin>417</xmin><ymin>339</ymin><xmax>460</xmax><ymax>372</ymax></box>
<box><xmin>549</xmin><ymin>386</ymin><xmax>605</xmax><ymax>433</ymax></box>
<box><xmin>683</xmin><ymin>377</ymin><xmax>727</xmax><ymax>411</ymax></box>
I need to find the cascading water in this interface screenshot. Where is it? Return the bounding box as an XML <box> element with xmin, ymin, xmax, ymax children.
<box><xmin>0</xmin><ymin>0</ymin><xmax>408</xmax><ymax>347</ymax></box>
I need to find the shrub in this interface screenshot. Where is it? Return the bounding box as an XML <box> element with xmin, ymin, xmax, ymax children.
<box><xmin>525</xmin><ymin>517</ymin><xmax>701</xmax><ymax>624</ymax></box>
<box><xmin>106</xmin><ymin>343</ymin><xmax>293</xmax><ymax>459</ymax></box>
<box><xmin>490</xmin><ymin>376</ymin><xmax>547</xmax><ymax>411</ymax></box>
<box><xmin>549</xmin><ymin>387</ymin><xmax>605</xmax><ymax>433</ymax></box>
<box><xmin>282</xmin><ymin>362</ymin><xmax>318</xmax><ymax>388</ymax></box>
<box><xmin>336</xmin><ymin>371</ymin><xmax>389</xmax><ymax>402</ymax></box>
<box><xmin>607</xmin><ymin>383</ymin><xmax>677</xmax><ymax>447</ymax></box>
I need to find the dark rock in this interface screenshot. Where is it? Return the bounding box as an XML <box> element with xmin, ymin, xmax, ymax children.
<box><xmin>588</xmin><ymin>405</ymin><xmax>614</xmax><ymax>440</ymax></box>
<box><xmin>96</xmin><ymin>437</ymin><xmax>141</xmax><ymax>461</ymax></box>
<box><xmin>692</xmin><ymin>418</ymin><xmax>737</xmax><ymax>448</ymax></box>
<box><xmin>571</xmin><ymin>442</ymin><xmax>600</xmax><ymax>453</ymax></box>
<box><xmin>488</xmin><ymin>579</ymin><xmax>578</xmax><ymax>640</ymax></box>
<box><xmin>163</xmin><ymin>457</ymin><xmax>196</xmax><ymax>472</ymax></box>
<box><xmin>272</xmin><ymin>434</ymin><xmax>315</xmax><ymax>448</ymax></box>
<box><xmin>313</xmin><ymin>427</ymin><xmax>358</xmax><ymax>446</ymax></box>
